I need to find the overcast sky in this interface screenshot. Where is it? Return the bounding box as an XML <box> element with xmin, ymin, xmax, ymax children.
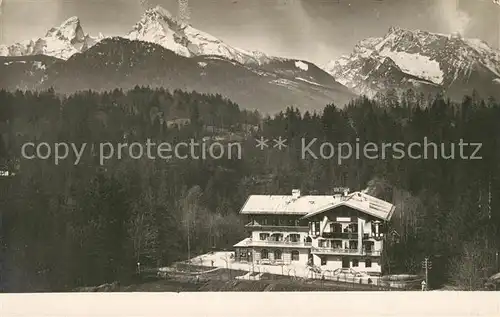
<box><xmin>1</xmin><ymin>0</ymin><xmax>499</xmax><ymax>64</ymax></box>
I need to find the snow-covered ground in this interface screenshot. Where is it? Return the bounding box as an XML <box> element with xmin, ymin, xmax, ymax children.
<box><xmin>189</xmin><ymin>251</ymin><xmax>381</xmax><ymax>285</ymax></box>
<box><xmin>189</xmin><ymin>251</ymin><xmax>309</xmax><ymax>277</ymax></box>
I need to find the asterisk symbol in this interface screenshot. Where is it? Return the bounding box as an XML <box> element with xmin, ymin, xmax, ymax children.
<box><xmin>273</xmin><ymin>137</ymin><xmax>287</xmax><ymax>150</ymax></box>
<box><xmin>255</xmin><ymin>136</ymin><xmax>269</xmax><ymax>150</ymax></box>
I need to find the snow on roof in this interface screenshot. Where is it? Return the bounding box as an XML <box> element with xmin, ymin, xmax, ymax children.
<box><xmin>233</xmin><ymin>237</ymin><xmax>251</xmax><ymax>247</ymax></box>
<box><xmin>240</xmin><ymin>191</ymin><xmax>395</xmax><ymax>221</ymax></box>
<box><xmin>302</xmin><ymin>192</ymin><xmax>395</xmax><ymax>221</ymax></box>
<box><xmin>240</xmin><ymin>194</ymin><xmax>339</xmax><ymax>216</ymax></box>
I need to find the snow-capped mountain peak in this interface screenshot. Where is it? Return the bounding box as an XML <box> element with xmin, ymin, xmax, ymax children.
<box><xmin>127</xmin><ymin>6</ymin><xmax>191</xmax><ymax>57</ymax></box>
<box><xmin>0</xmin><ymin>16</ymin><xmax>103</xmax><ymax>60</ymax></box>
<box><xmin>324</xmin><ymin>26</ymin><xmax>500</xmax><ymax>99</ymax></box>
<box><xmin>146</xmin><ymin>5</ymin><xmax>176</xmax><ymax>20</ymax></box>
<box><xmin>126</xmin><ymin>5</ymin><xmax>269</xmax><ymax>65</ymax></box>
<box><xmin>138</xmin><ymin>5</ymin><xmax>182</xmax><ymax>31</ymax></box>
<box><xmin>45</xmin><ymin>16</ymin><xmax>85</xmax><ymax>44</ymax></box>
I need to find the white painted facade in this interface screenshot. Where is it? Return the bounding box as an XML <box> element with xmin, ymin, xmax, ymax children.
<box><xmin>234</xmin><ymin>189</ymin><xmax>395</xmax><ymax>275</ymax></box>
<box><xmin>311</xmin><ymin>254</ymin><xmax>382</xmax><ymax>273</ymax></box>
<box><xmin>252</xmin><ymin>248</ymin><xmax>309</xmax><ymax>265</ymax></box>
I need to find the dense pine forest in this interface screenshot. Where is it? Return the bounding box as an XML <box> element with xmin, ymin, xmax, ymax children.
<box><xmin>1</xmin><ymin>87</ymin><xmax>499</xmax><ymax>291</ymax></box>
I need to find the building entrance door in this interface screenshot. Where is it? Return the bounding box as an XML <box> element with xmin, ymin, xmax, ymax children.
<box><xmin>342</xmin><ymin>257</ymin><xmax>350</xmax><ymax>268</ymax></box>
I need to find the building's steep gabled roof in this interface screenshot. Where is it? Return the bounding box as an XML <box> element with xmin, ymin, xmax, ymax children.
<box><xmin>240</xmin><ymin>190</ymin><xmax>395</xmax><ymax>221</ymax></box>
<box><xmin>301</xmin><ymin>191</ymin><xmax>395</xmax><ymax>221</ymax></box>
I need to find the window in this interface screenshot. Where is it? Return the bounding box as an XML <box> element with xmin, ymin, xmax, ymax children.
<box><xmin>291</xmin><ymin>250</ymin><xmax>300</xmax><ymax>261</ymax></box>
<box><xmin>270</xmin><ymin>233</ymin><xmax>283</xmax><ymax>241</ymax></box>
<box><xmin>320</xmin><ymin>256</ymin><xmax>327</xmax><ymax>266</ymax></box>
<box><xmin>331</xmin><ymin>223</ymin><xmax>342</xmax><ymax>233</ymax></box>
<box><xmin>349</xmin><ymin>241</ymin><xmax>358</xmax><ymax>250</ymax></box>
<box><xmin>259</xmin><ymin>233</ymin><xmax>270</xmax><ymax>241</ymax></box>
<box><xmin>239</xmin><ymin>249</ymin><xmax>247</xmax><ymax>258</ymax></box>
<box><xmin>274</xmin><ymin>250</ymin><xmax>282</xmax><ymax>260</ymax></box>
<box><xmin>364</xmin><ymin>241</ymin><xmax>374</xmax><ymax>252</ymax></box>
<box><xmin>318</xmin><ymin>239</ymin><xmax>325</xmax><ymax>247</ymax></box>
<box><xmin>365</xmin><ymin>259</ymin><xmax>372</xmax><ymax>267</ymax></box>
<box><xmin>261</xmin><ymin>249</ymin><xmax>269</xmax><ymax>259</ymax></box>
<box><xmin>342</xmin><ymin>257</ymin><xmax>349</xmax><ymax>268</ymax></box>
<box><xmin>372</xmin><ymin>222</ymin><xmax>381</xmax><ymax>236</ymax></box>
<box><xmin>289</xmin><ymin>234</ymin><xmax>300</xmax><ymax>243</ymax></box>
<box><xmin>352</xmin><ymin>259</ymin><xmax>359</xmax><ymax>267</ymax></box>
<box><xmin>348</xmin><ymin>223</ymin><xmax>358</xmax><ymax>233</ymax></box>
<box><xmin>314</xmin><ymin>221</ymin><xmax>321</xmax><ymax>235</ymax></box>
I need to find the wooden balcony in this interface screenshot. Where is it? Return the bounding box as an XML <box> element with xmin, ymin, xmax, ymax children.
<box><xmin>245</xmin><ymin>222</ymin><xmax>309</xmax><ymax>230</ymax></box>
<box><xmin>321</xmin><ymin>232</ymin><xmax>359</xmax><ymax>240</ymax></box>
<box><xmin>243</xmin><ymin>239</ymin><xmax>312</xmax><ymax>248</ymax></box>
<box><xmin>362</xmin><ymin>233</ymin><xmax>385</xmax><ymax>240</ymax></box>
<box><xmin>311</xmin><ymin>247</ymin><xmax>381</xmax><ymax>256</ymax></box>
<box><xmin>363</xmin><ymin>249</ymin><xmax>382</xmax><ymax>256</ymax></box>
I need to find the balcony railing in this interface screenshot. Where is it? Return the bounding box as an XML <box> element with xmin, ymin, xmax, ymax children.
<box><xmin>244</xmin><ymin>239</ymin><xmax>312</xmax><ymax>247</ymax></box>
<box><xmin>311</xmin><ymin>247</ymin><xmax>381</xmax><ymax>256</ymax></box>
<box><xmin>322</xmin><ymin>232</ymin><xmax>359</xmax><ymax>239</ymax></box>
<box><xmin>312</xmin><ymin>247</ymin><xmax>360</xmax><ymax>254</ymax></box>
<box><xmin>363</xmin><ymin>233</ymin><xmax>384</xmax><ymax>240</ymax></box>
<box><xmin>320</xmin><ymin>232</ymin><xmax>386</xmax><ymax>240</ymax></box>
<box><xmin>245</xmin><ymin>222</ymin><xmax>309</xmax><ymax>230</ymax></box>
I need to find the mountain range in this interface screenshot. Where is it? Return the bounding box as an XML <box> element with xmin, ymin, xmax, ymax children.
<box><xmin>1</xmin><ymin>5</ymin><xmax>500</xmax><ymax>112</ymax></box>
<box><xmin>324</xmin><ymin>27</ymin><xmax>500</xmax><ymax>100</ymax></box>
<box><xmin>0</xmin><ymin>6</ymin><xmax>353</xmax><ymax>113</ymax></box>
<box><xmin>0</xmin><ymin>16</ymin><xmax>104</xmax><ymax>60</ymax></box>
